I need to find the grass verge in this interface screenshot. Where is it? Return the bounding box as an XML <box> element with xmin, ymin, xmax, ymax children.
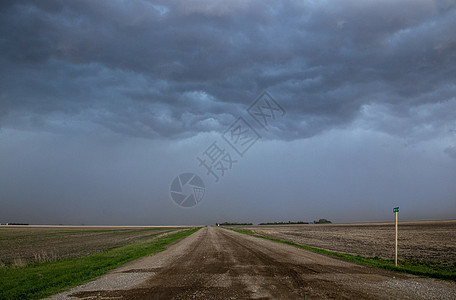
<box><xmin>229</xmin><ymin>228</ymin><xmax>456</xmax><ymax>281</ymax></box>
<box><xmin>0</xmin><ymin>227</ymin><xmax>200</xmax><ymax>299</ymax></box>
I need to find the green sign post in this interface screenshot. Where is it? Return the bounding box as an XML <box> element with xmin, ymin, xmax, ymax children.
<box><xmin>393</xmin><ymin>207</ymin><xmax>399</xmax><ymax>266</ymax></box>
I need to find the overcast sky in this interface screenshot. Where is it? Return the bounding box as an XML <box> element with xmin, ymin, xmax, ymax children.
<box><xmin>1</xmin><ymin>0</ymin><xmax>455</xmax><ymax>225</ymax></box>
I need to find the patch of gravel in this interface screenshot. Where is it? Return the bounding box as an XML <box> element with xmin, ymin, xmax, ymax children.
<box><xmin>375</xmin><ymin>278</ymin><xmax>456</xmax><ymax>300</ymax></box>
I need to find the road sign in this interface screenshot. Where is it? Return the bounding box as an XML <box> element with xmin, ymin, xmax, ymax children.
<box><xmin>393</xmin><ymin>207</ymin><xmax>399</xmax><ymax>213</ymax></box>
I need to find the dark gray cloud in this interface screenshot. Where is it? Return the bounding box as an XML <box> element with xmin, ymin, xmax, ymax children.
<box><xmin>445</xmin><ymin>145</ymin><xmax>456</xmax><ymax>159</ymax></box>
<box><xmin>1</xmin><ymin>0</ymin><xmax>455</xmax><ymax>140</ymax></box>
<box><xmin>1</xmin><ymin>1</ymin><xmax>455</xmax><ymax>224</ymax></box>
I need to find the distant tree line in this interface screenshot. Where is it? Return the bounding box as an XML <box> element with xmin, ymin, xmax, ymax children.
<box><xmin>216</xmin><ymin>219</ymin><xmax>332</xmax><ymax>226</ymax></box>
<box><xmin>217</xmin><ymin>222</ymin><xmax>253</xmax><ymax>226</ymax></box>
<box><xmin>0</xmin><ymin>222</ymin><xmax>29</xmax><ymax>225</ymax></box>
<box><xmin>313</xmin><ymin>219</ymin><xmax>332</xmax><ymax>224</ymax></box>
<box><xmin>259</xmin><ymin>221</ymin><xmax>309</xmax><ymax>225</ymax></box>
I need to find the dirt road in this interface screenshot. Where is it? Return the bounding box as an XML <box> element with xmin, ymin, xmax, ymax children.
<box><xmin>50</xmin><ymin>226</ymin><xmax>456</xmax><ymax>299</ymax></box>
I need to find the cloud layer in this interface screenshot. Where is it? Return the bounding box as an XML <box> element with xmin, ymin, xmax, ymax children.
<box><xmin>1</xmin><ymin>0</ymin><xmax>455</xmax><ymax>140</ymax></box>
<box><xmin>1</xmin><ymin>0</ymin><xmax>455</xmax><ymax>224</ymax></box>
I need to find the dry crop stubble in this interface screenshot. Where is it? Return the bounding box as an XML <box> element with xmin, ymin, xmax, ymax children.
<box><xmin>237</xmin><ymin>220</ymin><xmax>456</xmax><ymax>264</ymax></box>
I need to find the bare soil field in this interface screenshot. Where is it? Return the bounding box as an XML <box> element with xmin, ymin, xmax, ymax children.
<box><xmin>237</xmin><ymin>220</ymin><xmax>456</xmax><ymax>264</ymax></box>
<box><xmin>0</xmin><ymin>226</ymin><xmax>183</xmax><ymax>265</ymax></box>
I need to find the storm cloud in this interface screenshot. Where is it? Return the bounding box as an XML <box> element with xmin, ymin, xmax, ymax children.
<box><xmin>1</xmin><ymin>0</ymin><xmax>455</xmax><ymax>225</ymax></box>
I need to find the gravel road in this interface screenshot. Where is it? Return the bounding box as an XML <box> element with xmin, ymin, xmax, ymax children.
<box><xmin>49</xmin><ymin>226</ymin><xmax>456</xmax><ymax>299</ymax></box>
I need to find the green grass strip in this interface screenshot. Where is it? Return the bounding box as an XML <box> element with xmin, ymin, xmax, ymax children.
<box><xmin>229</xmin><ymin>228</ymin><xmax>456</xmax><ymax>281</ymax></box>
<box><xmin>0</xmin><ymin>227</ymin><xmax>200</xmax><ymax>300</ymax></box>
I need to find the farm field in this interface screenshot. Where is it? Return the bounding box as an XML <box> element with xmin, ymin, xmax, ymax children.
<box><xmin>1</xmin><ymin>225</ymin><xmax>455</xmax><ymax>299</ymax></box>
<box><xmin>236</xmin><ymin>220</ymin><xmax>456</xmax><ymax>264</ymax></box>
<box><xmin>0</xmin><ymin>225</ymin><xmax>185</xmax><ymax>266</ymax></box>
